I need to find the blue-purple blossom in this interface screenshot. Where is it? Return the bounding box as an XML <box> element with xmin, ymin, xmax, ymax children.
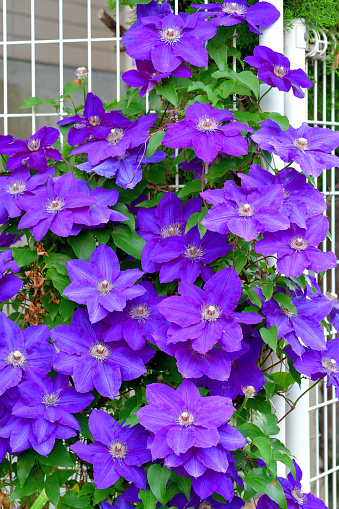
<box><xmin>0</xmin><ymin>312</ymin><xmax>55</xmax><ymax>396</ymax></box>
<box><xmin>240</xmin><ymin>165</ymin><xmax>326</xmax><ymax>228</ymax></box>
<box><xmin>125</xmin><ymin>13</ymin><xmax>217</xmax><ymax>73</ymax></box>
<box><xmin>17</xmin><ymin>173</ymin><xmax>95</xmax><ymax>241</ymax></box>
<box><xmin>122</xmin><ymin>60</ymin><xmax>192</xmax><ymax>97</ymax></box>
<box><xmin>0</xmin><ymin>392</ymin><xmax>12</xmax><ymax>461</ymax></box>
<box><xmin>255</xmin><ymin>215</ymin><xmax>337</xmax><ymax>277</ymax></box>
<box><xmin>51</xmin><ymin>308</ymin><xmax>152</xmax><ymax>399</ymax></box>
<box><xmin>0</xmin><ymin>127</ymin><xmax>61</xmax><ymax>172</ymax></box>
<box><xmin>0</xmin><ymin>232</ymin><xmax>22</xmax><ymax>248</ymax></box>
<box><xmin>0</xmin><ymin>250</ymin><xmax>23</xmax><ymax>302</ymax></box>
<box><xmin>171</xmin><ymin>492</ymin><xmax>244</xmax><ymax>509</ymax></box>
<box><xmin>11</xmin><ymin>372</ymin><xmax>94</xmax><ymax>456</ymax></box>
<box><xmin>158</xmin><ymin>271</ymin><xmax>262</xmax><ymax>354</ymax></box>
<box><xmin>193</xmin><ymin>0</ymin><xmax>280</xmax><ymax>35</ymax></box>
<box><xmin>71</xmin><ymin>409</ymin><xmax>151</xmax><ymax>489</ymax></box>
<box><xmin>201</xmin><ymin>180</ymin><xmax>290</xmax><ymax>241</ymax></box>
<box><xmin>251</xmin><ymin>120</ymin><xmax>339</xmax><ymax>178</ymax></box>
<box><xmin>179</xmin><ymin>156</ymin><xmax>206</xmax><ymax>181</ymax></box>
<box><xmin>300</xmin><ymin>276</ymin><xmax>339</xmax><ymax>333</ymax></box>
<box><xmin>163</xmin><ymin>102</ymin><xmax>251</xmax><ymax>164</ymax></box>
<box><xmin>102</xmin><ymin>498</ymin><xmax>132</xmax><ymax>509</ymax></box>
<box><xmin>63</xmin><ymin>244</ymin><xmax>145</xmax><ymax>323</ymax></box>
<box><xmin>244</xmin><ymin>46</ymin><xmax>312</xmax><ymax>98</ymax></box>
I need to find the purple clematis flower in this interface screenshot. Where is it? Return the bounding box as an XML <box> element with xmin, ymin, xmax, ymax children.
<box><xmin>193</xmin><ymin>0</ymin><xmax>280</xmax><ymax>35</ymax></box>
<box><xmin>63</xmin><ymin>244</ymin><xmax>145</xmax><ymax>323</ymax></box>
<box><xmin>77</xmin><ymin>145</ymin><xmax>166</xmax><ymax>189</ymax></box>
<box><xmin>163</xmin><ymin>102</ymin><xmax>251</xmax><ymax>164</ymax></box>
<box><xmin>103</xmin><ymin>282</ymin><xmax>166</xmax><ymax>351</ymax></box>
<box><xmin>0</xmin><ymin>250</ymin><xmax>23</xmax><ymax>302</ymax></box>
<box><xmin>239</xmin><ymin>165</ymin><xmax>326</xmax><ymax>229</ymax></box>
<box><xmin>251</xmin><ymin>120</ymin><xmax>339</xmax><ymax>178</ymax></box>
<box><xmin>0</xmin><ymin>166</ymin><xmax>55</xmax><ymax>222</ymax></box>
<box><xmin>0</xmin><ymin>232</ymin><xmax>22</xmax><ymax>248</ymax></box>
<box><xmin>125</xmin><ymin>13</ymin><xmax>217</xmax><ymax>73</ymax></box>
<box><xmin>255</xmin><ymin>215</ymin><xmax>337</xmax><ymax>277</ymax></box>
<box><xmin>122</xmin><ymin>60</ymin><xmax>192</xmax><ymax>98</ymax></box>
<box><xmin>102</xmin><ymin>498</ymin><xmax>132</xmax><ymax>509</ymax></box>
<box><xmin>0</xmin><ymin>392</ymin><xmax>13</xmax><ymax>462</ymax></box>
<box><xmin>244</xmin><ymin>46</ymin><xmax>312</xmax><ymax>98</ymax></box>
<box><xmin>179</xmin><ymin>155</ymin><xmax>206</xmax><ymax>181</ymax></box>
<box><xmin>201</xmin><ymin>180</ymin><xmax>289</xmax><ymax>241</ymax></box>
<box><xmin>300</xmin><ymin>276</ymin><xmax>339</xmax><ymax>333</ymax></box>
<box><xmin>71</xmin><ymin>409</ymin><xmax>151</xmax><ymax>489</ymax></box>
<box><xmin>11</xmin><ymin>372</ymin><xmax>94</xmax><ymax>456</ymax></box>
<box><xmin>158</xmin><ymin>270</ymin><xmax>262</xmax><ymax>354</ymax></box>
<box><xmin>71</xmin><ymin>113</ymin><xmax>158</xmax><ymax>165</ymax></box>
<box><xmin>171</xmin><ymin>492</ymin><xmax>244</xmax><ymax>509</ymax></box>
<box><xmin>262</xmin><ymin>289</ymin><xmax>332</xmax><ymax>356</ymax></box>
<box><xmin>17</xmin><ymin>172</ymin><xmax>95</xmax><ymax>241</ymax></box>
<box><xmin>58</xmin><ymin>92</ymin><xmax>123</xmax><ymax>146</ymax></box>
<box><xmin>51</xmin><ymin>308</ymin><xmax>152</xmax><ymax>399</ymax></box>
<box><xmin>0</xmin><ymin>312</ymin><xmax>55</xmax><ymax>396</ymax></box>
<box><xmin>0</xmin><ymin>127</ymin><xmax>61</xmax><ymax>172</ymax></box>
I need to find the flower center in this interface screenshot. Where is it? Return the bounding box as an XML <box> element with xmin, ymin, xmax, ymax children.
<box><xmin>293</xmin><ymin>137</ymin><xmax>309</xmax><ymax>151</ymax></box>
<box><xmin>282</xmin><ymin>307</ymin><xmax>294</xmax><ymax>317</ymax></box>
<box><xmin>89</xmin><ymin>342</ymin><xmax>111</xmax><ymax>361</ymax></box>
<box><xmin>97</xmin><ymin>279</ymin><xmax>114</xmax><ymax>296</ymax></box>
<box><xmin>6</xmin><ymin>180</ymin><xmax>26</xmax><ymax>196</ymax></box>
<box><xmin>196</xmin><ymin>116</ymin><xmax>220</xmax><ymax>133</ymax></box>
<box><xmin>88</xmin><ymin>115</ymin><xmax>101</xmax><ymax>126</ymax></box>
<box><xmin>221</xmin><ymin>2</ymin><xmax>247</xmax><ymax>14</ymax></box>
<box><xmin>321</xmin><ymin>357</ymin><xmax>338</xmax><ymax>373</ymax></box>
<box><xmin>176</xmin><ymin>410</ymin><xmax>195</xmax><ymax>426</ymax></box>
<box><xmin>46</xmin><ymin>197</ymin><xmax>66</xmax><ymax>214</ymax></box>
<box><xmin>106</xmin><ymin>128</ymin><xmax>124</xmax><ymax>144</ymax></box>
<box><xmin>128</xmin><ymin>303</ymin><xmax>151</xmax><ymax>322</ymax></box>
<box><xmin>183</xmin><ymin>243</ymin><xmax>204</xmax><ymax>261</ymax></box>
<box><xmin>160</xmin><ymin>222</ymin><xmax>183</xmax><ymax>238</ymax></box>
<box><xmin>109</xmin><ymin>440</ymin><xmax>128</xmax><ymax>460</ymax></box>
<box><xmin>243</xmin><ymin>385</ymin><xmax>256</xmax><ymax>398</ymax></box>
<box><xmin>291</xmin><ymin>488</ymin><xmax>306</xmax><ymax>504</ymax></box>
<box><xmin>325</xmin><ymin>291</ymin><xmax>338</xmax><ymax>302</ymax></box>
<box><xmin>199</xmin><ymin>501</ymin><xmax>212</xmax><ymax>509</ymax></box>
<box><xmin>43</xmin><ymin>392</ymin><xmax>60</xmax><ymax>407</ymax></box>
<box><xmin>159</xmin><ymin>26</ymin><xmax>182</xmax><ymax>45</ymax></box>
<box><xmin>290</xmin><ymin>236</ymin><xmax>308</xmax><ymax>251</ymax></box>
<box><xmin>274</xmin><ymin>65</ymin><xmax>288</xmax><ymax>78</ymax></box>
<box><xmin>200</xmin><ymin>304</ymin><xmax>221</xmax><ymax>322</ymax></box>
<box><xmin>238</xmin><ymin>203</ymin><xmax>254</xmax><ymax>217</ymax></box>
<box><xmin>6</xmin><ymin>349</ymin><xmax>26</xmax><ymax>367</ymax></box>
<box><xmin>28</xmin><ymin>139</ymin><xmax>40</xmax><ymax>151</ymax></box>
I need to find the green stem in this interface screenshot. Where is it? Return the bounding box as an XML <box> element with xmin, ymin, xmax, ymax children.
<box><xmin>258</xmin><ymin>86</ymin><xmax>273</xmax><ymax>103</ymax></box>
<box><xmin>82</xmin><ymin>80</ymin><xmax>87</xmax><ymax>104</ymax></box>
<box><xmin>235</xmin><ymin>396</ymin><xmax>249</xmax><ymax>417</ymax></box>
<box><xmin>30</xmin><ymin>490</ymin><xmax>48</xmax><ymax>509</ymax></box>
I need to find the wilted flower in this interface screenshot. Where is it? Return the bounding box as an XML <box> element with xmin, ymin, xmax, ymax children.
<box><xmin>74</xmin><ymin>66</ymin><xmax>88</xmax><ymax>78</ymax></box>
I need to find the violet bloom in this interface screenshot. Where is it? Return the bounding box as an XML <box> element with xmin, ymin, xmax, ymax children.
<box><xmin>158</xmin><ymin>270</ymin><xmax>262</xmax><ymax>354</ymax></box>
<box><xmin>137</xmin><ymin>379</ymin><xmax>235</xmax><ymax>457</ymax></box>
<box><xmin>179</xmin><ymin>156</ymin><xmax>206</xmax><ymax>181</ymax></box>
<box><xmin>58</xmin><ymin>92</ymin><xmax>122</xmax><ymax>146</ymax></box>
<box><xmin>301</xmin><ymin>276</ymin><xmax>339</xmax><ymax>333</ymax></box>
<box><xmin>0</xmin><ymin>232</ymin><xmax>21</xmax><ymax>248</ymax></box>
<box><xmin>251</xmin><ymin>120</ymin><xmax>339</xmax><ymax>178</ymax></box>
<box><xmin>71</xmin><ymin>409</ymin><xmax>151</xmax><ymax>489</ymax></box>
<box><xmin>77</xmin><ymin>146</ymin><xmax>166</xmax><ymax>190</ymax></box>
<box><xmin>51</xmin><ymin>308</ymin><xmax>150</xmax><ymax>399</ymax></box>
<box><xmin>244</xmin><ymin>46</ymin><xmax>312</xmax><ymax>98</ymax></box>
<box><xmin>240</xmin><ymin>165</ymin><xmax>326</xmax><ymax>229</ymax></box>
<box><xmin>0</xmin><ymin>250</ymin><xmax>23</xmax><ymax>302</ymax></box>
<box><xmin>102</xmin><ymin>498</ymin><xmax>132</xmax><ymax>509</ymax></box>
<box><xmin>0</xmin><ymin>312</ymin><xmax>55</xmax><ymax>396</ymax></box>
<box><xmin>294</xmin><ymin>339</ymin><xmax>339</xmax><ymax>398</ymax></box>
<box><xmin>255</xmin><ymin>215</ymin><xmax>337</xmax><ymax>277</ymax></box>
<box><xmin>125</xmin><ymin>13</ymin><xmax>217</xmax><ymax>73</ymax></box>
<box><xmin>171</xmin><ymin>492</ymin><xmax>244</xmax><ymax>509</ymax></box>
<box><xmin>63</xmin><ymin>244</ymin><xmax>145</xmax><ymax>323</ymax></box>
<box><xmin>262</xmin><ymin>290</ymin><xmax>332</xmax><ymax>356</ymax></box>
<box><xmin>104</xmin><ymin>282</ymin><xmax>166</xmax><ymax>351</ymax></box>
<box><xmin>0</xmin><ymin>394</ymin><xmax>12</xmax><ymax>462</ymax></box>
<box><xmin>17</xmin><ymin>173</ymin><xmax>95</xmax><ymax>241</ymax></box>
<box><xmin>0</xmin><ymin>127</ymin><xmax>61</xmax><ymax>172</ymax></box>
<box><xmin>71</xmin><ymin>113</ymin><xmax>157</xmax><ymax>165</ymax></box>
<box><xmin>193</xmin><ymin>0</ymin><xmax>280</xmax><ymax>35</ymax></box>
<box><xmin>0</xmin><ymin>166</ymin><xmax>55</xmax><ymax>222</ymax></box>
<box><xmin>12</xmin><ymin>372</ymin><xmax>94</xmax><ymax>456</ymax></box>
<box><xmin>122</xmin><ymin>60</ymin><xmax>192</xmax><ymax>98</ymax></box>
<box><xmin>163</xmin><ymin>102</ymin><xmax>251</xmax><ymax>164</ymax></box>
<box><xmin>201</xmin><ymin>180</ymin><xmax>289</xmax><ymax>242</ymax></box>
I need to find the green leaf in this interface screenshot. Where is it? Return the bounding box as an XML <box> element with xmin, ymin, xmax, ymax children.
<box><xmin>147</xmin><ymin>464</ymin><xmax>172</xmax><ymax>503</ymax></box>
<box><xmin>273</xmin><ymin>293</ymin><xmax>297</xmax><ymax>315</ymax></box>
<box><xmin>62</xmin><ymin>80</ymin><xmax>84</xmax><ymax>97</ymax></box>
<box><xmin>260</xmin><ymin>326</ymin><xmax>278</xmax><ymax>353</ymax></box>
<box><xmin>156</xmin><ymin>78</ymin><xmax>178</xmax><ymax>106</ymax></box>
<box><xmin>95</xmin><ymin>228</ymin><xmax>113</xmax><ymax>244</ymax></box>
<box><xmin>112</xmin><ymin>225</ymin><xmax>145</xmax><ymax>260</ymax></box>
<box><xmin>247</xmin><ymin>288</ymin><xmax>262</xmax><ymax>308</ymax></box>
<box><xmin>207</xmin><ymin>40</ymin><xmax>228</xmax><ymax>71</ymax></box>
<box><xmin>237</xmin><ymin>70</ymin><xmax>260</xmax><ymax>99</ymax></box>
<box><xmin>253</xmin><ymin>436</ymin><xmax>272</xmax><ymax>467</ymax></box>
<box><xmin>67</xmin><ymin>230</ymin><xmax>96</xmax><ymax>261</ymax></box>
<box><xmin>238</xmin><ymin>423</ymin><xmax>264</xmax><ymax>441</ymax></box>
<box><xmin>264</xmin><ymin>374</ymin><xmax>276</xmax><ymax>400</ymax></box>
<box><xmin>139</xmin><ymin>489</ymin><xmax>158</xmax><ymax>509</ymax></box>
<box><xmin>12</xmin><ymin>247</ymin><xmax>37</xmax><ymax>267</ymax></box>
<box><xmin>266</xmin><ymin>112</ymin><xmax>289</xmax><ymax>131</ymax></box>
<box><xmin>185</xmin><ymin>209</ymin><xmax>207</xmax><ymax>233</ymax></box>
<box><xmin>146</xmin><ymin>131</ymin><xmax>166</xmax><ymax>159</ymax></box>
<box><xmin>234</xmin><ymin>252</ymin><xmax>247</xmax><ymax>274</ymax></box>
<box><xmin>93</xmin><ymin>488</ymin><xmax>114</xmax><ymax>505</ymax></box>
<box><xmin>136</xmin><ymin>193</ymin><xmax>166</xmax><ymax>208</ymax></box>
<box><xmin>46</xmin><ymin>268</ymin><xmax>71</xmax><ymax>294</ymax></box>
<box><xmin>20</xmin><ymin>96</ymin><xmax>58</xmax><ymax>109</ymax></box>
<box><xmin>261</xmin><ymin>281</ymin><xmax>274</xmax><ymax>301</ymax></box>
<box><xmin>271</xmin><ymin>372</ymin><xmax>295</xmax><ymax>392</ymax></box>
<box><xmin>45</xmin><ymin>475</ymin><xmax>60</xmax><ymax>507</ymax></box>
<box><xmin>60</xmin><ymin>491</ymin><xmax>91</xmax><ymax>508</ymax></box>
<box><xmin>59</xmin><ymin>298</ymin><xmax>77</xmax><ymax>321</ymax></box>
<box><xmin>170</xmin><ymin>472</ymin><xmax>191</xmax><ymax>500</ymax></box>
<box><xmin>44</xmin><ymin>253</ymin><xmax>71</xmax><ymax>275</ymax></box>
<box><xmin>256</xmin><ymin>413</ymin><xmax>280</xmax><ymax>436</ymax></box>
<box><xmin>112</xmin><ymin>203</ymin><xmax>135</xmax><ymax>231</ymax></box>
<box><xmin>244</xmin><ymin>469</ymin><xmax>287</xmax><ymax>509</ymax></box>
<box><xmin>10</xmin><ymin>477</ymin><xmax>38</xmax><ymax>501</ymax></box>
<box><xmin>37</xmin><ymin>440</ymin><xmax>75</xmax><ymax>467</ymax></box>
<box><xmin>17</xmin><ymin>450</ymin><xmax>36</xmax><ymax>486</ymax></box>
<box><xmin>273</xmin><ymin>451</ymin><xmax>296</xmax><ymax>479</ymax></box>
<box><xmin>178</xmin><ymin>179</ymin><xmax>203</xmax><ymax>198</ymax></box>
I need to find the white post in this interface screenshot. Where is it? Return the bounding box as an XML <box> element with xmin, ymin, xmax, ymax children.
<box><xmin>283</xmin><ymin>19</ymin><xmax>311</xmax><ymax>492</ymax></box>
